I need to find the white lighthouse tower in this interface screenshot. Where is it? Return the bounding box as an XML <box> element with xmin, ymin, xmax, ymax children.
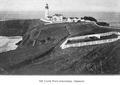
<box><xmin>45</xmin><ymin>3</ymin><xmax>49</xmax><ymax>19</ymax></box>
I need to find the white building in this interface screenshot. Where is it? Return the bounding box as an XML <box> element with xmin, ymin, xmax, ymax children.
<box><xmin>43</xmin><ymin>3</ymin><xmax>80</xmax><ymax>23</ymax></box>
<box><xmin>67</xmin><ymin>17</ymin><xmax>74</xmax><ymax>22</ymax></box>
<box><xmin>52</xmin><ymin>14</ymin><xmax>63</xmax><ymax>22</ymax></box>
<box><xmin>67</xmin><ymin>17</ymin><xmax>79</xmax><ymax>22</ymax></box>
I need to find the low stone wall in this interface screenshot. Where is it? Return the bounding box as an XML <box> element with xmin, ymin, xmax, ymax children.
<box><xmin>61</xmin><ymin>31</ymin><xmax>120</xmax><ymax>49</ymax></box>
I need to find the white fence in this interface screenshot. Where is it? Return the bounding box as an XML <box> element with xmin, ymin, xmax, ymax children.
<box><xmin>61</xmin><ymin>31</ymin><xmax>120</xmax><ymax>49</ymax></box>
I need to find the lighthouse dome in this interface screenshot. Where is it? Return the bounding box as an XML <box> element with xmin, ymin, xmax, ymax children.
<box><xmin>45</xmin><ymin>4</ymin><xmax>49</xmax><ymax>9</ymax></box>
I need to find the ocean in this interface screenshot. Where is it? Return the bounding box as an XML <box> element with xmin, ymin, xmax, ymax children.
<box><xmin>0</xmin><ymin>36</ymin><xmax>22</xmax><ymax>53</ymax></box>
<box><xmin>0</xmin><ymin>11</ymin><xmax>120</xmax><ymax>27</ymax></box>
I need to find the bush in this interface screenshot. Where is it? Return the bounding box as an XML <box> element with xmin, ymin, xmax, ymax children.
<box><xmin>81</xmin><ymin>16</ymin><xmax>97</xmax><ymax>22</ymax></box>
<box><xmin>96</xmin><ymin>22</ymin><xmax>109</xmax><ymax>26</ymax></box>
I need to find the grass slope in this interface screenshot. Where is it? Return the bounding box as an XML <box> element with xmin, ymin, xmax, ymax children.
<box><xmin>0</xmin><ymin>19</ymin><xmax>44</xmax><ymax>36</ymax></box>
<box><xmin>0</xmin><ymin>21</ymin><xmax>120</xmax><ymax>75</ymax></box>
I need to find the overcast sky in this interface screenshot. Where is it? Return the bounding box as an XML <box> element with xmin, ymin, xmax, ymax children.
<box><xmin>0</xmin><ymin>0</ymin><xmax>120</xmax><ymax>12</ymax></box>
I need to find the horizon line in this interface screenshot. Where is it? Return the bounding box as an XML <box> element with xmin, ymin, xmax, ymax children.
<box><xmin>0</xmin><ymin>10</ymin><xmax>120</xmax><ymax>13</ymax></box>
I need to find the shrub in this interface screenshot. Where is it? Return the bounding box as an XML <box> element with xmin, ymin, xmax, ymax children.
<box><xmin>96</xmin><ymin>22</ymin><xmax>110</xmax><ymax>26</ymax></box>
<box><xmin>81</xmin><ymin>16</ymin><xmax>97</xmax><ymax>22</ymax></box>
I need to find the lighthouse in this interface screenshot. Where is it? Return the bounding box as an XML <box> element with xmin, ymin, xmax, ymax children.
<box><xmin>45</xmin><ymin>3</ymin><xmax>49</xmax><ymax>19</ymax></box>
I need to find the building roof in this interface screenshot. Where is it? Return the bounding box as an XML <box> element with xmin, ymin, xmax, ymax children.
<box><xmin>63</xmin><ymin>17</ymin><xmax>67</xmax><ymax>19</ymax></box>
<box><xmin>69</xmin><ymin>17</ymin><xmax>74</xmax><ymax>19</ymax></box>
<box><xmin>53</xmin><ymin>14</ymin><xmax>63</xmax><ymax>16</ymax></box>
<box><xmin>47</xmin><ymin>16</ymin><xmax>52</xmax><ymax>18</ymax></box>
<box><xmin>75</xmin><ymin>17</ymin><xmax>79</xmax><ymax>19</ymax></box>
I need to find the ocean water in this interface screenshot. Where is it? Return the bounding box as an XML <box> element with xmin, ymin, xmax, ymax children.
<box><xmin>0</xmin><ymin>36</ymin><xmax>22</xmax><ymax>53</ymax></box>
<box><xmin>0</xmin><ymin>11</ymin><xmax>120</xmax><ymax>27</ymax></box>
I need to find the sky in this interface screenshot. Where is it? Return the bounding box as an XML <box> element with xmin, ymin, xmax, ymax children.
<box><xmin>0</xmin><ymin>0</ymin><xmax>120</xmax><ymax>12</ymax></box>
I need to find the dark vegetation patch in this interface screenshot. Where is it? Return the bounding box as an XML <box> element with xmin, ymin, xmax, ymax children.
<box><xmin>96</xmin><ymin>22</ymin><xmax>110</xmax><ymax>26</ymax></box>
<box><xmin>81</xmin><ymin>16</ymin><xmax>97</xmax><ymax>22</ymax></box>
<box><xmin>0</xmin><ymin>19</ymin><xmax>44</xmax><ymax>36</ymax></box>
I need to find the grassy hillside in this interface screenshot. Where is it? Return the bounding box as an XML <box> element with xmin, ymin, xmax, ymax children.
<box><xmin>0</xmin><ymin>19</ymin><xmax>44</xmax><ymax>36</ymax></box>
<box><xmin>0</xmin><ymin>21</ymin><xmax>120</xmax><ymax>75</ymax></box>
